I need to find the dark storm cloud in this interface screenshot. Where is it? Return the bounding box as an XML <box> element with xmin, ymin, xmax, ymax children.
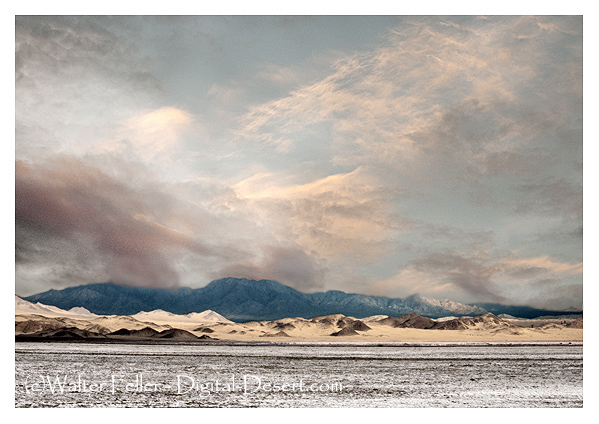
<box><xmin>15</xmin><ymin>157</ymin><xmax>215</xmax><ymax>288</ymax></box>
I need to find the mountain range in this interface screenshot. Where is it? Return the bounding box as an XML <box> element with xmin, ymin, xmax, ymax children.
<box><xmin>22</xmin><ymin>277</ymin><xmax>582</xmax><ymax>321</ymax></box>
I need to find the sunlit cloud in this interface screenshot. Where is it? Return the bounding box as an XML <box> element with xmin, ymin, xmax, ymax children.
<box><xmin>500</xmin><ymin>255</ymin><xmax>582</xmax><ymax>275</ymax></box>
<box><xmin>120</xmin><ymin>107</ymin><xmax>194</xmax><ymax>159</ymax></box>
<box><xmin>234</xmin><ymin>168</ymin><xmax>394</xmax><ymax>259</ymax></box>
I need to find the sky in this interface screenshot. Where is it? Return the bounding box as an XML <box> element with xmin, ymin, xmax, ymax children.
<box><xmin>14</xmin><ymin>15</ymin><xmax>583</xmax><ymax>310</ymax></box>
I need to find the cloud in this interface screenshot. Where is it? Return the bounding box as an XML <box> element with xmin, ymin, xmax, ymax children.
<box><xmin>15</xmin><ymin>16</ymin><xmax>160</xmax><ymax>93</ymax></box>
<box><xmin>15</xmin><ymin>16</ymin><xmax>162</xmax><ymax>161</ymax></box>
<box><xmin>499</xmin><ymin>255</ymin><xmax>582</xmax><ymax>277</ymax></box>
<box><xmin>409</xmin><ymin>253</ymin><xmax>508</xmax><ymax>304</ymax></box>
<box><xmin>515</xmin><ymin>179</ymin><xmax>583</xmax><ymax>221</ymax></box>
<box><xmin>255</xmin><ymin>63</ymin><xmax>304</xmax><ymax>87</ymax></box>
<box><xmin>218</xmin><ymin>244</ymin><xmax>327</xmax><ymax>291</ymax></box>
<box><xmin>368</xmin><ymin>251</ymin><xmax>582</xmax><ymax>309</ymax></box>
<box><xmin>230</xmin><ymin>17</ymin><xmax>582</xmax><ymax>309</ymax></box>
<box><xmin>119</xmin><ymin>106</ymin><xmax>195</xmax><ymax>160</ymax></box>
<box><xmin>15</xmin><ymin>153</ymin><xmax>392</xmax><ymax>293</ymax></box>
<box><xmin>207</xmin><ymin>82</ymin><xmax>244</xmax><ymax>104</ymax></box>
<box><xmin>15</xmin><ymin>157</ymin><xmax>214</xmax><ymax>289</ymax></box>
<box><xmin>15</xmin><ymin>154</ymin><xmax>361</xmax><ymax>294</ymax></box>
<box><xmin>235</xmin><ymin>168</ymin><xmax>395</xmax><ymax>260</ymax></box>
<box><xmin>532</xmin><ymin>284</ymin><xmax>583</xmax><ymax>311</ymax></box>
<box><xmin>236</xmin><ymin>17</ymin><xmax>581</xmax><ymax>180</ymax></box>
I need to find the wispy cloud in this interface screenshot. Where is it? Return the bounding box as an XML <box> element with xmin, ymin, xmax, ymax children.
<box><xmin>236</xmin><ymin>16</ymin><xmax>581</xmax><ymax>178</ymax></box>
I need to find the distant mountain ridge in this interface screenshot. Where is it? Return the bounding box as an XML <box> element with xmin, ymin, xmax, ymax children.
<box><xmin>22</xmin><ymin>277</ymin><xmax>582</xmax><ymax>321</ymax></box>
<box><xmin>468</xmin><ymin>303</ymin><xmax>583</xmax><ymax>319</ymax></box>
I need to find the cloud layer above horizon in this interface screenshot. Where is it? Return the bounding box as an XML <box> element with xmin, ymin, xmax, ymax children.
<box><xmin>15</xmin><ymin>16</ymin><xmax>583</xmax><ymax>309</ymax></box>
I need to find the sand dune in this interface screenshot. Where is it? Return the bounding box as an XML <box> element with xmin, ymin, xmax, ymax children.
<box><xmin>213</xmin><ymin>312</ymin><xmax>582</xmax><ymax>342</ymax></box>
<box><xmin>132</xmin><ymin>309</ymin><xmax>233</xmax><ymax>325</ymax></box>
<box><xmin>14</xmin><ymin>294</ymin><xmax>582</xmax><ymax>342</ymax></box>
<box><xmin>15</xmin><ymin>310</ymin><xmax>582</xmax><ymax>342</ymax></box>
<box><xmin>15</xmin><ymin>295</ymin><xmax>98</xmax><ymax>319</ymax></box>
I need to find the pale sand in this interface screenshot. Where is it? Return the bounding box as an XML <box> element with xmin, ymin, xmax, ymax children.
<box><xmin>184</xmin><ymin>321</ymin><xmax>583</xmax><ymax>342</ymax></box>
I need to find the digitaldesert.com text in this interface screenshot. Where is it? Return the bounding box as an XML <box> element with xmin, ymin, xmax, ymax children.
<box><xmin>22</xmin><ymin>373</ymin><xmax>344</xmax><ymax>396</ymax></box>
